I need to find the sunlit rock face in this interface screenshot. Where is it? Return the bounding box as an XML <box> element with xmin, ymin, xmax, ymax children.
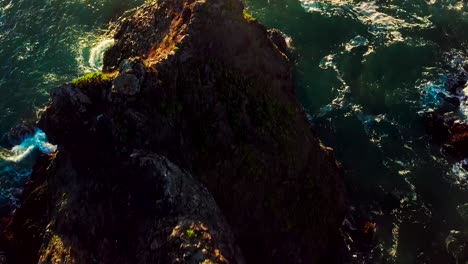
<box><xmin>1</xmin><ymin>0</ymin><xmax>346</xmax><ymax>263</ymax></box>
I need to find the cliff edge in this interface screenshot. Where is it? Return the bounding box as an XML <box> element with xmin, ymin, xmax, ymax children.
<box><xmin>1</xmin><ymin>0</ymin><xmax>346</xmax><ymax>263</ymax></box>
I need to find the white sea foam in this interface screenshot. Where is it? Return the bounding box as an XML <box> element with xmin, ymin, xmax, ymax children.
<box><xmin>88</xmin><ymin>38</ymin><xmax>115</xmax><ymax>71</ymax></box>
<box><xmin>344</xmin><ymin>35</ymin><xmax>369</xmax><ymax>52</ymax></box>
<box><xmin>77</xmin><ymin>37</ymin><xmax>115</xmax><ymax>73</ymax></box>
<box><xmin>0</xmin><ymin>129</ymin><xmax>56</xmax><ymax>163</ymax></box>
<box><xmin>450</xmin><ymin>160</ymin><xmax>468</xmax><ymax>188</ymax></box>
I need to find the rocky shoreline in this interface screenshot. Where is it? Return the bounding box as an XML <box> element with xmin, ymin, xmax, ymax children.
<box><xmin>423</xmin><ymin>56</ymin><xmax>468</xmax><ymax>263</ymax></box>
<box><xmin>0</xmin><ymin>0</ymin><xmax>346</xmax><ymax>263</ymax></box>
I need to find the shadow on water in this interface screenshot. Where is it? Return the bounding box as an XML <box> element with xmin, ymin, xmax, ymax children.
<box><xmin>245</xmin><ymin>0</ymin><xmax>467</xmax><ymax>263</ymax></box>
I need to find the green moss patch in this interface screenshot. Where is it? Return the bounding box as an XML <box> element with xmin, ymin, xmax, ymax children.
<box><xmin>186</xmin><ymin>229</ymin><xmax>195</xmax><ymax>239</ymax></box>
<box><xmin>243</xmin><ymin>9</ymin><xmax>256</xmax><ymax>23</ymax></box>
<box><xmin>72</xmin><ymin>72</ymin><xmax>111</xmax><ymax>89</ymax></box>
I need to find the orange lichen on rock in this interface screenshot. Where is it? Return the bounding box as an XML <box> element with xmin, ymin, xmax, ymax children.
<box><xmin>146</xmin><ymin>3</ymin><xmax>194</xmax><ymax>65</ymax></box>
<box><xmin>169</xmin><ymin>222</ymin><xmax>231</xmax><ymax>264</ymax></box>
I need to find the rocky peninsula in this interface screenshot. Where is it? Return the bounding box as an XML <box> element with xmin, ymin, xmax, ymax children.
<box><xmin>0</xmin><ymin>0</ymin><xmax>346</xmax><ymax>263</ymax></box>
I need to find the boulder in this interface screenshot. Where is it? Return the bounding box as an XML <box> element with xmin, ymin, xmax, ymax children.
<box><xmin>112</xmin><ymin>58</ymin><xmax>146</xmax><ymax>96</ymax></box>
<box><xmin>113</xmin><ymin>73</ymin><xmax>141</xmax><ymax>96</ymax></box>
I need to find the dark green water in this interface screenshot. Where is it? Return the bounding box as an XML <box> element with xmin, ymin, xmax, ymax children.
<box><xmin>244</xmin><ymin>0</ymin><xmax>468</xmax><ymax>263</ymax></box>
<box><xmin>0</xmin><ymin>0</ymin><xmax>144</xmax><ymax>212</ymax></box>
<box><xmin>0</xmin><ymin>0</ymin><xmax>467</xmax><ymax>263</ymax></box>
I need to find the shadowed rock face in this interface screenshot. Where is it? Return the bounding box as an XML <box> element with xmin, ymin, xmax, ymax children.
<box><xmin>1</xmin><ymin>0</ymin><xmax>346</xmax><ymax>263</ymax></box>
<box><xmin>2</xmin><ymin>152</ymin><xmax>244</xmax><ymax>264</ymax></box>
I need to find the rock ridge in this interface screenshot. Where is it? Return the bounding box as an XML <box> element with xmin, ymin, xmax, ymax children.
<box><xmin>1</xmin><ymin>0</ymin><xmax>346</xmax><ymax>263</ymax></box>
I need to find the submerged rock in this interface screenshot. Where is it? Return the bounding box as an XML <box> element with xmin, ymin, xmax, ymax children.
<box><xmin>423</xmin><ymin>58</ymin><xmax>468</xmax><ymax>160</ymax></box>
<box><xmin>2</xmin><ymin>0</ymin><xmax>346</xmax><ymax>263</ymax></box>
<box><xmin>446</xmin><ymin>230</ymin><xmax>468</xmax><ymax>264</ymax></box>
<box><xmin>457</xmin><ymin>203</ymin><xmax>468</xmax><ymax>223</ymax></box>
<box><xmin>450</xmin><ymin>122</ymin><xmax>468</xmax><ymax>158</ymax></box>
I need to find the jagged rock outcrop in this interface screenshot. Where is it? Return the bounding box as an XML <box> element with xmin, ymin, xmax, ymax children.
<box><xmin>1</xmin><ymin>152</ymin><xmax>244</xmax><ymax>264</ymax></box>
<box><xmin>1</xmin><ymin>0</ymin><xmax>346</xmax><ymax>263</ymax></box>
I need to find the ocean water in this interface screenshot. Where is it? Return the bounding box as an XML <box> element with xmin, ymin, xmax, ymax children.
<box><xmin>244</xmin><ymin>0</ymin><xmax>467</xmax><ymax>263</ymax></box>
<box><xmin>0</xmin><ymin>0</ymin><xmax>466</xmax><ymax>263</ymax></box>
<box><xmin>0</xmin><ymin>0</ymin><xmax>144</xmax><ymax>214</ymax></box>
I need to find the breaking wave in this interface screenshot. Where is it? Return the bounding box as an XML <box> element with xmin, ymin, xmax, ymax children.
<box><xmin>0</xmin><ymin>129</ymin><xmax>56</xmax><ymax>212</ymax></box>
<box><xmin>0</xmin><ymin>129</ymin><xmax>56</xmax><ymax>163</ymax></box>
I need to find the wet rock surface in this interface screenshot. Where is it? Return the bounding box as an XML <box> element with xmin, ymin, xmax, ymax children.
<box><xmin>267</xmin><ymin>29</ymin><xmax>290</xmax><ymax>56</ymax></box>
<box><xmin>446</xmin><ymin>230</ymin><xmax>468</xmax><ymax>264</ymax></box>
<box><xmin>450</xmin><ymin>122</ymin><xmax>468</xmax><ymax>158</ymax></box>
<box><xmin>423</xmin><ymin>75</ymin><xmax>468</xmax><ymax>261</ymax></box>
<box><xmin>445</xmin><ymin>203</ymin><xmax>468</xmax><ymax>264</ymax></box>
<box><xmin>1</xmin><ymin>0</ymin><xmax>346</xmax><ymax>263</ymax></box>
<box><xmin>425</xmin><ymin>112</ymin><xmax>468</xmax><ymax>159</ymax></box>
<box><xmin>457</xmin><ymin>203</ymin><xmax>468</xmax><ymax>223</ymax></box>
<box><xmin>4</xmin><ymin>123</ymin><xmax>35</xmax><ymax>147</ymax></box>
<box><xmin>423</xmin><ymin>59</ymin><xmax>468</xmax><ymax>160</ymax></box>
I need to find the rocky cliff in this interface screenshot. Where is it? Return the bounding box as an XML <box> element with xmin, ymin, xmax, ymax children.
<box><xmin>1</xmin><ymin>0</ymin><xmax>346</xmax><ymax>263</ymax></box>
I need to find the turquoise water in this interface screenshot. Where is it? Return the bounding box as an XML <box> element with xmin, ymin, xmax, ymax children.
<box><xmin>0</xmin><ymin>0</ymin><xmax>466</xmax><ymax>263</ymax></box>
